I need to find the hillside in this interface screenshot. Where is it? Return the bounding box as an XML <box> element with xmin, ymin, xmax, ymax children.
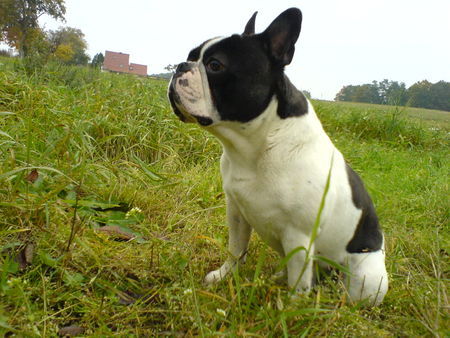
<box><xmin>0</xmin><ymin>58</ymin><xmax>448</xmax><ymax>336</ymax></box>
<box><xmin>322</xmin><ymin>100</ymin><xmax>450</xmax><ymax>129</ymax></box>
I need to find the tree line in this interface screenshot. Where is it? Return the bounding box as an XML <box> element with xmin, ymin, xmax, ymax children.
<box><xmin>335</xmin><ymin>79</ymin><xmax>450</xmax><ymax>112</ymax></box>
<box><xmin>0</xmin><ymin>0</ymin><xmax>103</xmax><ymax>68</ymax></box>
<box><xmin>2</xmin><ymin>0</ymin><xmax>449</xmax><ymax>111</ymax></box>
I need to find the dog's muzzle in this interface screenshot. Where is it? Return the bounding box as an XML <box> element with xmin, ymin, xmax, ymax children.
<box><xmin>168</xmin><ymin>81</ymin><xmax>188</xmax><ymax>122</ymax></box>
<box><xmin>168</xmin><ymin>62</ymin><xmax>214</xmax><ymax>126</ymax></box>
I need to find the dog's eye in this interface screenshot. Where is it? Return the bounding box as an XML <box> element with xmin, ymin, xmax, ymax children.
<box><xmin>206</xmin><ymin>59</ymin><xmax>224</xmax><ymax>73</ymax></box>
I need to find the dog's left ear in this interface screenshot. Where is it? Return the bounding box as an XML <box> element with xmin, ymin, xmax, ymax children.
<box><xmin>243</xmin><ymin>11</ymin><xmax>258</xmax><ymax>36</ymax></box>
<box><xmin>262</xmin><ymin>8</ymin><xmax>302</xmax><ymax>66</ymax></box>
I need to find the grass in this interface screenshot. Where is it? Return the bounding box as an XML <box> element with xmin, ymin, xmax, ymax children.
<box><xmin>0</xmin><ymin>56</ymin><xmax>449</xmax><ymax>336</ymax></box>
<box><xmin>327</xmin><ymin>100</ymin><xmax>450</xmax><ymax>130</ymax></box>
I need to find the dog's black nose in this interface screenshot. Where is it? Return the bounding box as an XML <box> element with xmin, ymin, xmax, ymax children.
<box><xmin>176</xmin><ymin>62</ymin><xmax>193</xmax><ymax>73</ymax></box>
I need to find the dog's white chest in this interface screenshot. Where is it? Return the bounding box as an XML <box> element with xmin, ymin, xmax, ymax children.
<box><xmin>222</xmin><ymin>162</ymin><xmax>285</xmax><ymax>250</ymax></box>
<box><xmin>217</xmin><ymin>109</ymin><xmax>359</xmax><ymax>261</ymax></box>
<box><xmin>220</xmin><ymin>146</ymin><xmax>322</xmax><ymax>253</ymax></box>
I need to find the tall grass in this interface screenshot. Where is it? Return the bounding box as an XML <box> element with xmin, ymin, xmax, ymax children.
<box><xmin>314</xmin><ymin>101</ymin><xmax>448</xmax><ymax>149</ymax></box>
<box><xmin>1</xmin><ymin>57</ymin><xmax>448</xmax><ymax>336</ymax></box>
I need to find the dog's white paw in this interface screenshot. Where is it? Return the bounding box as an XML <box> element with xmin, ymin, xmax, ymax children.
<box><xmin>204</xmin><ymin>269</ymin><xmax>225</xmax><ymax>285</ymax></box>
<box><xmin>347</xmin><ymin>250</ymin><xmax>388</xmax><ymax>306</ymax></box>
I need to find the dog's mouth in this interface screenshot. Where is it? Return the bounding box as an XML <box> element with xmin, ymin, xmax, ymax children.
<box><xmin>192</xmin><ymin>115</ymin><xmax>213</xmax><ymax>126</ymax></box>
<box><xmin>168</xmin><ymin>84</ymin><xmax>188</xmax><ymax>123</ymax></box>
<box><xmin>168</xmin><ymin>80</ymin><xmax>213</xmax><ymax>127</ymax></box>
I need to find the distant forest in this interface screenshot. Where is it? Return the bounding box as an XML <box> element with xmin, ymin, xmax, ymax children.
<box><xmin>335</xmin><ymin>80</ymin><xmax>450</xmax><ymax>112</ymax></box>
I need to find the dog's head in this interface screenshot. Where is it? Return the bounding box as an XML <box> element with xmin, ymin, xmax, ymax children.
<box><xmin>168</xmin><ymin>8</ymin><xmax>303</xmax><ymax>126</ymax></box>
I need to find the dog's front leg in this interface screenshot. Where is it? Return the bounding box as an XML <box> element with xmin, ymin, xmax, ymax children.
<box><xmin>282</xmin><ymin>231</ymin><xmax>313</xmax><ymax>294</ymax></box>
<box><xmin>204</xmin><ymin>200</ymin><xmax>251</xmax><ymax>285</ymax></box>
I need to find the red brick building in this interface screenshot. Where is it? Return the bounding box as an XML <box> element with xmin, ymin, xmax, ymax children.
<box><xmin>129</xmin><ymin>63</ymin><xmax>147</xmax><ymax>76</ymax></box>
<box><xmin>103</xmin><ymin>51</ymin><xmax>147</xmax><ymax>76</ymax></box>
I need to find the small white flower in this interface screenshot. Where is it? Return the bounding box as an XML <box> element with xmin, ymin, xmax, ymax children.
<box><xmin>126</xmin><ymin>207</ymin><xmax>143</xmax><ymax>218</ymax></box>
<box><xmin>183</xmin><ymin>288</ymin><xmax>193</xmax><ymax>295</ymax></box>
<box><xmin>216</xmin><ymin>308</ymin><xmax>226</xmax><ymax>317</ymax></box>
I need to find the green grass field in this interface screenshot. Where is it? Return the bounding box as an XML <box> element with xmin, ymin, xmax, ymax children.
<box><xmin>327</xmin><ymin>101</ymin><xmax>450</xmax><ymax>130</ymax></box>
<box><xmin>1</xmin><ymin>57</ymin><xmax>449</xmax><ymax>336</ymax></box>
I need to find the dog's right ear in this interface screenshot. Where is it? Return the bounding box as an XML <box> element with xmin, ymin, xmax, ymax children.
<box><xmin>262</xmin><ymin>8</ymin><xmax>302</xmax><ymax>66</ymax></box>
<box><xmin>243</xmin><ymin>11</ymin><xmax>258</xmax><ymax>36</ymax></box>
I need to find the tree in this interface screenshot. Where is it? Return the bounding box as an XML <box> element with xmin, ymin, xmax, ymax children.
<box><xmin>378</xmin><ymin>79</ymin><xmax>408</xmax><ymax>106</ymax></box>
<box><xmin>353</xmin><ymin>82</ymin><xmax>381</xmax><ymax>104</ymax></box>
<box><xmin>335</xmin><ymin>82</ymin><xmax>380</xmax><ymax>104</ymax></box>
<box><xmin>47</xmin><ymin>27</ymin><xmax>89</xmax><ymax>65</ymax></box>
<box><xmin>54</xmin><ymin>43</ymin><xmax>73</xmax><ymax>62</ymax></box>
<box><xmin>429</xmin><ymin>81</ymin><xmax>450</xmax><ymax>111</ymax></box>
<box><xmin>0</xmin><ymin>0</ymin><xmax>66</xmax><ymax>57</ymax></box>
<box><xmin>336</xmin><ymin>80</ymin><xmax>408</xmax><ymax>106</ymax></box>
<box><xmin>91</xmin><ymin>52</ymin><xmax>104</xmax><ymax>68</ymax></box>
<box><xmin>19</xmin><ymin>26</ymin><xmax>52</xmax><ymax>72</ymax></box>
<box><xmin>335</xmin><ymin>85</ymin><xmax>357</xmax><ymax>102</ymax></box>
<box><xmin>336</xmin><ymin>79</ymin><xmax>450</xmax><ymax>111</ymax></box>
<box><xmin>164</xmin><ymin>64</ymin><xmax>178</xmax><ymax>73</ymax></box>
<box><xmin>407</xmin><ymin>80</ymin><xmax>433</xmax><ymax>109</ymax></box>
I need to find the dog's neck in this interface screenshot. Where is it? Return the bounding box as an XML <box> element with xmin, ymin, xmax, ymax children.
<box><xmin>206</xmin><ymin>97</ymin><xmax>279</xmax><ymax>162</ymax></box>
<box><xmin>206</xmin><ymin>97</ymin><xmax>325</xmax><ymax>168</ymax></box>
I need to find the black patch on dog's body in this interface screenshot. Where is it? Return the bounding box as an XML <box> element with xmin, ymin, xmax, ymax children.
<box><xmin>345</xmin><ymin>164</ymin><xmax>383</xmax><ymax>253</ymax></box>
<box><xmin>275</xmin><ymin>74</ymin><xmax>308</xmax><ymax>118</ymax></box>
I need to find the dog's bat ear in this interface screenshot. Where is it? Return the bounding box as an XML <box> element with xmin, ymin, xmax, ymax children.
<box><xmin>262</xmin><ymin>8</ymin><xmax>302</xmax><ymax>66</ymax></box>
<box><xmin>243</xmin><ymin>11</ymin><xmax>258</xmax><ymax>36</ymax></box>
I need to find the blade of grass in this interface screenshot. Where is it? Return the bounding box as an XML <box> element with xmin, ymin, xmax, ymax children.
<box><xmin>292</xmin><ymin>153</ymin><xmax>335</xmax><ymax>293</ymax></box>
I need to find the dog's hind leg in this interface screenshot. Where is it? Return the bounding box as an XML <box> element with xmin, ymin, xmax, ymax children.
<box><xmin>346</xmin><ymin>247</ymin><xmax>388</xmax><ymax>306</ymax></box>
<box><xmin>204</xmin><ymin>201</ymin><xmax>252</xmax><ymax>285</ymax></box>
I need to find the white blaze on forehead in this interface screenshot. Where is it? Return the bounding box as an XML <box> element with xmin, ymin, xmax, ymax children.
<box><xmin>174</xmin><ymin>36</ymin><xmax>226</xmax><ymax>123</ymax></box>
<box><xmin>193</xmin><ymin>37</ymin><xmax>226</xmax><ymax>121</ymax></box>
<box><xmin>173</xmin><ymin>36</ymin><xmax>227</xmax><ymax>124</ymax></box>
<box><xmin>199</xmin><ymin>37</ymin><xmax>226</xmax><ymax>62</ymax></box>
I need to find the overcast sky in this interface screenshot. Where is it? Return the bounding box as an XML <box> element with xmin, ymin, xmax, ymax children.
<box><xmin>39</xmin><ymin>0</ymin><xmax>450</xmax><ymax>100</ymax></box>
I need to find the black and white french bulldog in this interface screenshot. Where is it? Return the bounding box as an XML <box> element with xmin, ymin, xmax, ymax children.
<box><xmin>168</xmin><ymin>8</ymin><xmax>388</xmax><ymax>305</ymax></box>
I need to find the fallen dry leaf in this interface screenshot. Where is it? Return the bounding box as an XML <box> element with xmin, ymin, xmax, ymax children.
<box><xmin>58</xmin><ymin>325</ymin><xmax>85</xmax><ymax>336</ymax></box>
<box><xmin>117</xmin><ymin>290</ymin><xmax>155</xmax><ymax>306</ymax></box>
<box><xmin>25</xmin><ymin>169</ymin><xmax>39</xmax><ymax>183</ymax></box>
<box><xmin>16</xmin><ymin>243</ymin><xmax>34</xmax><ymax>270</ymax></box>
<box><xmin>96</xmin><ymin>226</ymin><xmax>136</xmax><ymax>241</ymax></box>
<box><xmin>118</xmin><ymin>290</ymin><xmax>141</xmax><ymax>305</ymax></box>
<box><xmin>24</xmin><ymin>243</ymin><xmax>34</xmax><ymax>263</ymax></box>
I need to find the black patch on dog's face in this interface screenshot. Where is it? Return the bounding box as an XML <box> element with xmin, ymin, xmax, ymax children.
<box><xmin>198</xmin><ymin>34</ymin><xmax>308</xmax><ymax>123</ymax></box>
<box><xmin>187</xmin><ymin>39</ymin><xmax>211</xmax><ymax>62</ymax></box>
<box><xmin>345</xmin><ymin>164</ymin><xmax>383</xmax><ymax>253</ymax></box>
<box><xmin>172</xmin><ymin>8</ymin><xmax>309</xmax><ymax>124</ymax></box>
<box><xmin>201</xmin><ymin>35</ymin><xmax>276</xmax><ymax>122</ymax></box>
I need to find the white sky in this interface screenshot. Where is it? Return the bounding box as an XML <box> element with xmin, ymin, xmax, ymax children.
<box><xmin>37</xmin><ymin>0</ymin><xmax>450</xmax><ymax>100</ymax></box>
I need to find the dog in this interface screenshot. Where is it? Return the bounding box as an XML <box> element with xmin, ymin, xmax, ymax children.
<box><xmin>168</xmin><ymin>8</ymin><xmax>388</xmax><ymax>305</ymax></box>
